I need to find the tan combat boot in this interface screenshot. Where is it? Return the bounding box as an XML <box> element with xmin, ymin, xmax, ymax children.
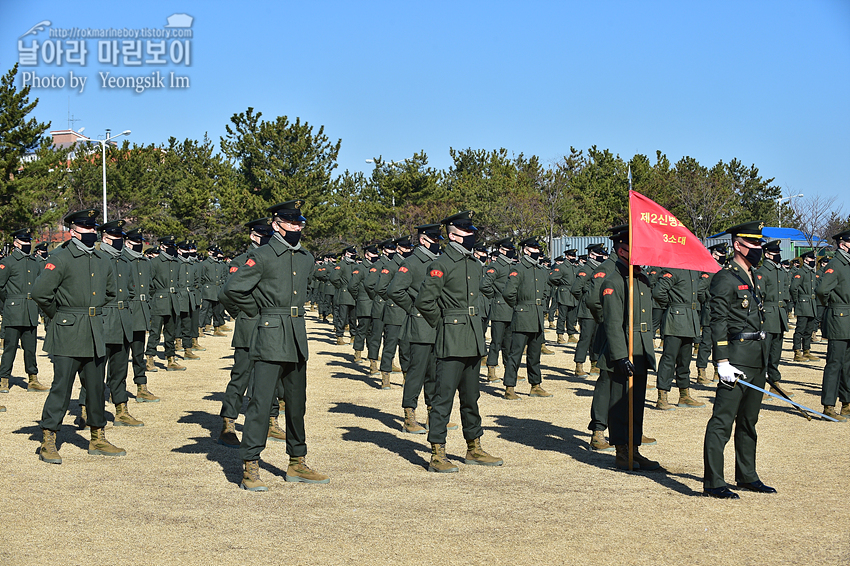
<box><xmin>793</xmin><ymin>349</ymin><xmax>804</xmax><ymax>362</ymax></box>
<box><xmin>218</xmin><ymin>417</ymin><xmax>239</xmax><ymax>447</ymax></box>
<box><xmin>191</xmin><ymin>338</ymin><xmax>206</xmax><ymax>351</ymax></box>
<box><xmin>568</xmin><ymin>335</ymin><xmax>579</xmax><ymax>343</ymax></box>
<box><xmin>241</xmin><ymin>460</ymin><xmax>267</xmax><ymax>491</ymax></box>
<box><xmin>203</xmin><ymin>324</ymin><xmax>214</xmax><ymax>334</ymax></box>
<box><xmin>642</xmin><ymin>434</ymin><xmax>657</xmax><ymax>446</ymax></box>
<box><xmin>530</xmin><ymin>384</ymin><xmax>553</xmax><ymax>397</ymax></box>
<box><xmin>27</xmin><ymin>374</ymin><xmax>49</xmax><ymax>392</ymax></box>
<box><xmin>78</xmin><ymin>405</ymin><xmax>89</xmax><ymax>429</ymax></box>
<box><xmin>428</xmin><ymin>444</ymin><xmax>459</xmax><ymax>473</ymax></box>
<box><xmin>391</xmin><ymin>362</ymin><xmax>402</xmax><ymax>373</ymax></box>
<box><xmin>589</xmin><ymin>361</ymin><xmax>600</xmax><ymax>374</ymax></box>
<box><xmin>336</xmin><ymin>336</ymin><xmax>347</xmax><ymax>345</ymax></box>
<box><xmin>803</xmin><ymin>350</ymin><xmax>817</xmax><ymax>361</ymax></box>
<box><xmin>557</xmin><ymin>334</ymin><xmax>567</xmax><ymax>344</ymax></box>
<box><xmin>549</xmin><ymin>321</ymin><xmax>557</xmax><ymax>330</ymax></box>
<box><xmin>0</xmin><ymin>377</ymin><xmax>9</xmax><ymax>393</ymax></box>
<box><xmin>632</xmin><ymin>447</ymin><xmax>661</xmax><ymax>470</ymax></box>
<box><xmin>286</xmin><ymin>456</ymin><xmax>330</xmax><ymax>483</ymax></box>
<box><xmin>678</xmin><ymin>388</ymin><xmax>705</xmax><ymax>408</ymax></box>
<box><xmin>268</xmin><ymin>417</ymin><xmax>286</xmax><ymax>442</ymax></box>
<box><xmin>811</xmin><ymin>331</ymin><xmax>821</xmax><ymax>343</ymax></box>
<box><xmin>656</xmin><ymin>390</ymin><xmax>677</xmax><ymax>411</ymax></box>
<box><xmin>146</xmin><ymin>355</ymin><xmax>158</xmax><ymax>372</ymax></box>
<box><xmin>403</xmin><ymin>408</ymin><xmax>426</xmax><ymax>434</ymax></box>
<box><xmin>614</xmin><ymin>445</ymin><xmax>638</xmax><ymax>470</ymax></box>
<box><xmin>823</xmin><ymin>406</ymin><xmax>849</xmax><ymax>422</ymax></box>
<box><xmin>504</xmin><ymin>386</ymin><xmax>520</xmax><ymax>400</ymax></box>
<box><xmin>353</xmin><ymin>350</ymin><xmax>362</xmax><ymax>362</ymax></box>
<box><xmin>219</xmin><ymin>324</ymin><xmax>233</xmax><ymax>332</ymax></box>
<box><xmin>486</xmin><ymin>365</ymin><xmax>499</xmax><ymax>382</ymax></box>
<box><xmin>575</xmin><ymin>362</ymin><xmax>587</xmax><ymax>377</ymax></box>
<box><xmin>167</xmin><ymin>356</ymin><xmax>186</xmax><ymax>371</ymax></box>
<box><xmin>369</xmin><ymin>359</ymin><xmax>379</xmax><ymax>375</ymax></box>
<box><xmin>464</xmin><ymin>437</ymin><xmax>503</xmax><ymax>466</ymax></box>
<box><xmin>697</xmin><ymin>368</ymin><xmax>712</xmax><ymax>385</ymax></box>
<box><xmin>590</xmin><ymin>430</ymin><xmax>614</xmax><ymax>452</ymax></box>
<box><xmin>541</xmin><ymin>344</ymin><xmax>555</xmax><ymax>355</ymax></box>
<box><xmin>115</xmin><ymin>402</ymin><xmax>144</xmax><ymax>427</ymax></box>
<box><xmin>183</xmin><ymin>348</ymin><xmax>200</xmax><ymax>360</ymax></box>
<box><xmin>39</xmin><ymin>429</ymin><xmax>62</xmax><ymax>464</ymax></box>
<box><xmin>841</xmin><ymin>402</ymin><xmax>850</xmax><ymax>417</ymax></box>
<box><xmin>0</xmin><ymin>404</ymin><xmax>5</xmax><ymax>412</ymax></box>
<box><xmin>88</xmin><ymin>427</ymin><xmax>126</xmax><ymax>456</ymax></box>
<box><xmin>378</xmin><ymin>371</ymin><xmax>390</xmax><ymax>390</ymax></box>
<box><xmin>136</xmin><ymin>384</ymin><xmax>159</xmax><ymax>403</ymax></box>
<box><xmin>213</xmin><ymin>327</ymin><xmax>227</xmax><ymax>337</ymax></box>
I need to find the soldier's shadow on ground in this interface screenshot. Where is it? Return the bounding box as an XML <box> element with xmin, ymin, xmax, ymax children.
<box><xmin>330</xmin><ymin>401</ymin><xmax>428</xmax><ymax>468</ymax></box>
<box><xmin>489</xmin><ymin>414</ymin><xmax>702</xmax><ymax>496</ymax></box>
<box><xmin>13</xmin><ymin>407</ymin><xmax>92</xmax><ymax>454</ymax></box>
<box><xmin>326</xmin><ymin>360</ymin><xmax>385</xmax><ymax>389</ymax></box>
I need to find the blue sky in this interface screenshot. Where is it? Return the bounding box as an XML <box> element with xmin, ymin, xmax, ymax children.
<box><xmin>3</xmin><ymin>1</ymin><xmax>848</xmax><ymax>211</ymax></box>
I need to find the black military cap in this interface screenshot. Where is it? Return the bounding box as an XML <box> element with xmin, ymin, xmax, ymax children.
<box><xmin>555</xmin><ymin>255</ymin><xmax>565</xmax><ymax>262</ymax></box>
<box><xmin>416</xmin><ymin>223</ymin><xmax>443</xmax><ymax>240</ymax></box>
<box><xmin>343</xmin><ymin>246</ymin><xmax>357</xmax><ymax>255</ymax></box>
<box><xmin>579</xmin><ymin>254</ymin><xmax>588</xmax><ymax>261</ymax></box>
<box><xmin>394</xmin><ymin>236</ymin><xmax>413</xmax><ymax>248</ymax></box>
<box><xmin>801</xmin><ymin>250</ymin><xmax>815</xmax><ymax>260</ymax></box>
<box><xmin>34</xmin><ymin>242</ymin><xmax>48</xmax><ymax>252</ymax></box>
<box><xmin>493</xmin><ymin>238</ymin><xmax>514</xmax><ymax>250</ymax></box>
<box><xmin>725</xmin><ymin>221</ymin><xmax>764</xmax><ymax>242</ymax></box>
<box><xmin>519</xmin><ymin>237</ymin><xmax>540</xmax><ymax>248</ymax></box>
<box><xmin>158</xmin><ymin>235</ymin><xmax>177</xmax><ymax>245</ymax></box>
<box><xmin>762</xmin><ymin>240</ymin><xmax>781</xmax><ymax>253</ymax></box>
<box><xmin>781</xmin><ymin>259</ymin><xmax>791</xmax><ymax>267</ymax></box>
<box><xmin>267</xmin><ymin>199</ymin><xmax>306</xmax><ymax>222</ymax></box>
<box><xmin>587</xmin><ymin>243</ymin><xmax>606</xmax><ymax>253</ymax></box>
<box><xmin>609</xmin><ymin>224</ymin><xmax>629</xmax><ymax>235</ymax></box>
<box><xmin>245</xmin><ymin>217</ymin><xmax>274</xmax><ymax>236</ymax></box>
<box><xmin>832</xmin><ymin>229</ymin><xmax>850</xmax><ymax>242</ymax></box>
<box><xmin>474</xmin><ymin>244</ymin><xmax>488</xmax><ymax>254</ymax></box>
<box><xmin>11</xmin><ymin>228</ymin><xmax>33</xmax><ymax>241</ymax></box>
<box><xmin>64</xmin><ymin>208</ymin><xmax>99</xmax><ymax>228</ymax></box>
<box><xmin>708</xmin><ymin>242</ymin><xmax>727</xmax><ymax>254</ymax></box>
<box><xmin>379</xmin><ymin>239</ymin><xmax>397</xmax><ymax>250</ymax></box>
<box><xmin>125</xmin><ymin>228</ymin><xmax>147</xmax><ymax>242</ymax></box>
<box><xmin>609</xmin><ymin>225</ymin><xmax>629</xmax><ymax>243</ymax></box>
<box><xmin>98</xmin><ymin>219</ymin><xmax>126</xmax><ymax>237</ymax></box>
<box><xmin>441</xmin><ymin>210</ymin><xmax>477</xmax><ymax>232</ymax></box>
<box><xmin>145</xmin><ymin>247</ymin><xmax>160</xmax><ymax>256</ymax></box>
<box><xmin>565</xmin><ymin>248</ymin><xmax>577</xmax><ymax>255</ymax></box>
<box><xmin>364</xmin><ymin>245</ymin><xmax>379</xmax><ymax>255</ymax></box>
<box><xmin>208</xmin><ymin>245</ymin><xmax>222</xmax><ymax>254</ymax></box>
<box><xmin>177</xmin><ymin>239</ymin><xmax>193</xmax><ymax>250</ymax></box>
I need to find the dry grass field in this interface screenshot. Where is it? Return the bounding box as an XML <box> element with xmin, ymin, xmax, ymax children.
<box><xmin>1</xmin><ymin>313</ymin><xmax>848</xmax><ymax>566</ymax></box>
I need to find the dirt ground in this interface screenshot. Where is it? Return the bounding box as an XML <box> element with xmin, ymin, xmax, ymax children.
<box><xmin>0</xmin><ymin>313</ymin><xmax>848</xmax><ymax>566</ymax></box>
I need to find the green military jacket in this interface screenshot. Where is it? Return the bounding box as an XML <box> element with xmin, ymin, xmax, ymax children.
<box><xmin>200</xmin><ymin>256</ymin><xmax>222</xmax><ymax>301</ymax></box>
<box><xmin>548</xmin><ymin>261</ymin><xmax>578</xmax><ymax>307</ymax></box>
<box><xmin>480</xmin><ymin>254</ymin><xmax>515</xmax><ymax>323</ymax></box>
<box><xmin>572</xmin><ymin>258</ymin><xmax>601</xmax><ymax>319</ymax></box>
<box><xmin>0</xmin><ymin>248</ymin><xmax>40</xmax><ymax>326</ymax></box>
<box><xmin>755</xmin><ymin>259</ymin><xmax>789</xmax><ymax>333</ymax></box>
<box><xmin>222</xmin><ymin>235</ymin><xmax>313</xmax><ymax>362</ymax></box>
<box><xmin>348</xmin><ymin>259</ymin><xmax>374</xmax><ymax>317</ymax></box>
<box><xmin>414</xmin><ymin>242</ymin><xmax>486</xmax><ymax>359</ymax></box>
<box><xmin>698</xmin><ymin>271</ymin><xmax>714</xmax><ymax>326</ymax></box>
<box><xmin>31</xmin><ymin>241</ymin><xmax>116</xmax><ymax>358</ymax></box>
<box><xmin>378</xmin><ymin>253</ymin><xmax>407</xmax><ymax>326</ymax></box>
<box><xmin>122</xmin><ymin>246</ymin><xmax>152</xmax><ymax>333</ymax></box>
<box><xmin>790</xmin><ymin>264</ymin><xmax>819</xmax><ymax>318</ymax></box>
<box><xmin>330</xmin><ymin>257</ymin><xmax>357</xmax><ymax>307</ymax></box>
<box><xmin>321</xmin><ymin>261</ymin><xmax>337</xmax><ymax>296</ymax></box>
<box><xmin>100</xmin><ymin>244</ymin><xmax>135</xmax><ymax>344</ymax></box>
<box><xmin>177</xmin><ymin>254</ymin><xmax>194</xmax><ymax>312</ymax></box>
<box><xmin>503</xmin><ymin>255</ymin><xmax>546</xmax><ymax>333</ymax></box>
<box><xmin>709</xmin><ymin>259</ymin><xmax>768</xmax><ymax>369</ymax></box>
<box><xmin>585</xmin><ymin>257</ymin><xmax>617</xmax><ymax>324</ymax></box>
<box><xmin>816</xmin><ymin>249</ymin><xmax>850</xmax><ymax>340</ymax></box>
<box><xmin>149</xmin><ymin>251</ymin><xmax>181</xmax><ymax>317</ymax></box>
<box><xmin>388</xmin><ymin>246</ymin><xmax>440</xmax><ymax>344</ymax></box>
<box><xmin>598</xmin><ymin>260</ymin><xmax>656</xmax><ymax>372</ymax></box>
<box><xmin>366</xmin><ymin>255</ymin><xmax>391</xmax><ymax>319</ymax></box>
<box><xmin>652</xmin><ymin>267</ymin><xmax>704</xmax><ymax>339</ymax></box>
<box><xmin>219</xmin><ymin>245</ymin><xmax>260</xmax><ymax>349</ymax></box>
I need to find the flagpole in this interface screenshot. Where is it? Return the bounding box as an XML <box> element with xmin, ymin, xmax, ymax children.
<box><xmin>627</xmin><ymin>175</ymin><xmax>634</xmax><ymax>472</ymax></box>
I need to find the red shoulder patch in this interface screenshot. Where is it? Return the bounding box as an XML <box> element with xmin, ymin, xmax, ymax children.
<box><xmin>794</xmin><ymin>274</ymin><xmax>800</xmax><ymax>278</ymax></box>
<box><xmin>486</xmin><ymin>269</ymin><xmax>495</xmax><ymax>274</ymax></box>
<box><xmin>229</xmin><ymin>266</ymin><xmax>238</xmax><ymax>273</ymax></box>
<box><xmin>45</xmin><ymin>263</ymin><xmax>56</xmax><ymax>271</ymax></box>
<box><xmin>370</xmin><ymin>268</ymin><xmax>377</xmax><ymax>273</ymax></box>
<box><xmin>826</xmin><ymin>268</ymin><xmax>834</xmax><ymax>274</ymax></box>
<box><xmin>353</xmin><ymin>269</ymin><xmax>360</xmax><ymax>274</ymax></box>
<box><xmin>0</xmin><ymin>264</ymin><xmax>4</xmax><ymax>269</ymax></box>
<box><xmin>381</xmin><ymin>268</ymin><xmax>390</xmax><ymax>274</ymax></box>
<box><xmin>578</xmin><ymin>272</ymin><xmax>586</xmax><ymax>277</ymax></box>
<box><xmin>245</xmin><ymin>259</ymin><xmax>256</xmax><ymax>267</ymax></box>
<box><xmin>334</xmin><ymin>266</ymin><xmax>341</xmax><ymax>270</ymax></box>
<box><xmin>757</xmin><ymin>274</ymin><xmax>762</xmax><ymax>279</ymax></box>
<box><xmin>701</xmin><ymin>273</ymin><xmax>709</xmax><ymax>278</ymax></box>
<box><xmin>603</xmin><ymin>288</ymin><xmax>614</xmax><ymax>296</ymax></box>
<box><xmin>663</xmin><ymin>273</ymin><xmax>673</xmax><ymax>278</ymax></box>
<box><xmin>509</xmin><ymin>271</ymin><xmax>519</xmax><ymax>277</ymax></box>
<box><xmin>738</xmin><ymin>285</ymin><xmax>749</xmax><ymax>290</ymax></box>
<box><xmin>554</xmin><ymin>268</ymin><xmax>560</xmax><ymax>272</ymax></box>
<box><xmin>594</xmin><ymin>272</ymin><xmax>606</xmax><ymax>279</ymax></box>
<box><xmin>398</xmin><ymin>266</ymin><xmax>408</xmax><ymax>273</ymax></box>
<box><xmin>430</xmin><ymin>269</ymin><xmax>443</xmax><ymax>278</ymax></box>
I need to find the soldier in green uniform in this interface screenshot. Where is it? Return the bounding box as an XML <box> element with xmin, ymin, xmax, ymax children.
<box><xmin>756</xmin><ymin>240</ymin><xmax>790</xmax><ymax>390</ymax></box>
<box><xmin>348</xmin><ymin>245</ymin><xmax>379</xmax><ymax>362</ymax></box>
<box><xmin>388</xmin><ymin>224</ymin><xmax>444</xmax><ymax>433</ymax></box>
<box><xmin>571</xmin><ymin>244</ymin><xmax>606</xmax><ymax>376</ymax></box>
<box><xmin>695</xmin><ymin>244</ymin><xmax>727</xmax><ymax>384</ymax></box>
<box><xmin>122</xmin><ymin>229</ymin><xmax>159</xmax><ymax>401</ymax></box>
<box><xmin>816</xmin><ymin>228</ymin><xmax>850</xmax><ymax>421</ymax></box>
<box><xmin>330</xmin><ymin>246</ymin><xmax>358</xmax><ymax>345</ymax></box>
<box><xmin>320</xmin><ymin>254</ymin><xmax>337</xmax><ymax>324</ymax></box>
<box><xmin>597</xmin><ymin>225</ymin><xmax>659</xmax><ymax>470</ymax></box>
<box><xmin>199</xmin><ymin>246</ymin><xmax>226</xmax><ymax>336</ymax></box>
<box><xmin>376</xmin><ymin>236</ymin><xmax>412</xmax><ymax>388</ymax></box>
<box><xmin>176</xmin><ymin>240</ymin><xmax>201</xmax><ymax>361</ymax></box>
<box><xmin>502</xmin><ymin>237</ymin><xmax>552</xmax><ymax>400</ymax></box>
<box><xmin>0</xmin><ymin>228</ymin><xmax>49</xmax><ymax>393</ymax></box>
<box><xmin>704</xmin><ymin>221</ymin><xmax>775</xmax><ymax>499</ymax></box>
<box><xmin>790</xmin><ymin>251</ymin><xmax>820</xmax><ymax>362</ymax></box>
<box><xmin>32</xmin><ymin>209</ymin><xmax>126</xmax><ymax>464</ymax></box>
<box><xmin>146</xmin><ymin>236</ymin><xmax>185</xmax><ymax>371</ymax></box>
<box><xmin>365</xmin><ymin>240</ymin><xmax>396</xmax><ymax>375</ymax></box>
<box><xmin>480</xmin><ymin>239</ymin><xmax>516</xmax><ymax>382</ymax></box>
<box><xmin>652</xmin><ymin>267</ymin><xmax>706</xmax><ymax>410</ymax></box>
<box><xmin>549</xmin><ymin>250</ymin><xmax>579</xmax><ymax>344</ymax></box>
<box><xmin>222</xmin><ymin>200</ymin><xmax>328</xmax><ymax>491</ymax></box>
<box><xmin>79</xmin><ymin>220</ymin><xmax>144</xmax><ymax>427</ymax></box>
<box><xmin>416</xmin><ymin>211</ymin><xmax>503</xmax><ymax>473</ymax></box>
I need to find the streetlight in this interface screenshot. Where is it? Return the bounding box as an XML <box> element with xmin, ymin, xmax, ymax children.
<box><xmin>79</xmin><ymin>129</ymin><xmax>131</xmax><ymax>222</ymax></box>
<box><xmin>776</xmin><ymin>192</ymin><xmax>804</xmax><ymax>228</ymax></box>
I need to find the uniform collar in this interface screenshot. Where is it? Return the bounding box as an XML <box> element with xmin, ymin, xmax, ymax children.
<box><xmin>415</xmin><ymin>246</ymin><xmax>439</xmax><ymax>261</ymax></box>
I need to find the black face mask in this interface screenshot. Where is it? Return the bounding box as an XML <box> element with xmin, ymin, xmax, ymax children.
<box><xmin>110</xmin><ymin>239</ymin><xmax>124</xmax><ymax>251</ymax></box>
<box><xmin>456</xmin><ymin>233</ymin><xmax>476</xmax><ymax>251</ymax></box>
<box><xmin>78</xmin><ymin>233</ymin><xmax>98</xmax><ymax>247</ymax></box>
<box><xmin>426</xmin><ymin>241</ymin><xmax>441</xmax><ymax>255</ymax></box>
<box><xmin>190</xmin><ymin>251</ymin><xmax>197</xmax><ymax>258</ymax></box>
<box><xmin>283</xmin><ymin>229</ymin><xmax>301</xmax><ymax>247</ymax></box>
<box><xmin>743</xmin><ymin>246</ymin><xmax>762</xmax><ymax>266</ymax></box>
<box><xmin>401</xmin><ymin>249</ymin><xmax>413</xmax><ymax>259</ymax></box>
<box><xmin>20</xmin><ymin>243</ymin><xmax>32</xmax><ymax>254</ymax></box>
<box><xmin>385</xmin><ymin>250</ymin><xmax>396</xmax><ymax>260</ymax></box>
<box><xmin>529</xmin><ymin>251</ymin><xmax>541</xmax><ymax>261</ymax></box>
<box><xmin>769</xmin><ymin>252</ymin><xmax>781</xmax><ymax>263</ymax></box>
<box><xmin>129</xmin><ymin>241</ymin><xmax>143</xmax><ymax>252</ymax></box>
<box><xmin>165</xmin><ymin>246</ymin><xmax>177</xmax><ymax>257</ymax></box>
<box><xmin>805</xmin><ymin>260</ymin><xmax>815</xmax><ymax>268</ymax></box>
<box><xmin>506</xmin><ymin>249</ymin><xmax>517</xmax><ymax>260</ymax></box>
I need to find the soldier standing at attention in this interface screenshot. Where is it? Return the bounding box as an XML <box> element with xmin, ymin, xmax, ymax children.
<box><xmin>200</xmin><ymin>246</ymin><xmax>226</xmax><ymax>336</ymax></box>
<box><xmin>365</xmin><ymin>240</ymin><xmax>396</xmax><ymax>375</ymax></box>
<box><xmin>704</xmin><ymin>221</ymin><xmax>775</xmax><ymax>499</ymax></box>
<box><xmin>376</xmin><ymin>236</ymin><xmax>412</xmax><ymax>388</ymax></box>
<box><xmin>416</xmin><ymin>211</ymin><xmax>503</xmax><ymax>473</ymax></box>
<box><xmin>816</xmin><ymin>229</ymin><xmax>850</xmax><ymax>422</ymax></box>
<box><xmin>0</xmin><ymin>228</ymin><xmax>49</xmax><ymax>394</ymax></box>
<box><xmin>122</xmin><ymin>229</ymin><xmax>159</xmax><ymax>401</ymax></box>
<box><xmin>756</xmin><ymin>240</ymin><xmax>790</xmax><ymax>392</ymax></box>
<box><xmin>176</xmin><ymin>240</ymin><xmax>201</xmax><ymax>362</ymax></box>
<box><xmin>330</xmin><ymin>246</ymin><xmax>357</xmax><ymax>345</ymax></box>
<box><xmin>348</xmin><ymin>245</ymin><xmax>378</xmax><ymax>363</ymax></box>
<box><xmin>32</xmin><ymin>209</ymin><xmax>125</xmax><ymax>464</ymax></box>
<box><xmin>695</xmin><ymin>244</ymin><xmax>727</xmax><ymax>384</ymax></box>
<box><xmin>222</xmin><ymin>200</ymin><xmax>328</xmax><ymax>491</ymax></box>
<box><xmin>571</xmin><ymin>244</ymin><xmax>606</xmax><ymax>376</ymax></box>
<box><xmin>146</xmin><ymin>236</ymin><xmax>185</xmax><ymax>371</ymax></box>
<box><xmin>502</xmin><ymin>237</ymin><xmax>552</xmax><ymax>400</ymax></box>
<box><xmin>549</xmin><ymin>252</ymin><xmax>578</xmax><ymax>344</ymax></box>
<box><xmin>790</xmin><ymin>251</ymin><xmax>820</xmax><ymax>363</ymax></box>
<box><xmin>480</xmin><ymin>239</ymin><xmax>516</xmax><ymax>382</ymax></box>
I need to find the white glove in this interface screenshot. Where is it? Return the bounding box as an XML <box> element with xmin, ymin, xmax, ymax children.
<box><xmin>717</xmin><ymin>361</ymin><xmax>744</xmax><ymax>384</ymax></box>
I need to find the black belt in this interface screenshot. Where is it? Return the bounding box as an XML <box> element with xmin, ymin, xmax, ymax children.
<box><xmin>57</xmin><ymin>307</ymin><xmax>102</xmax><ymax>317</ymax></box>
<box><xmin>104</xmin><ymin>301</ymin><xmax>125</xmax><ymax>310</ymax></box>
<box><xmin>518</xmin><ymin>300</ymin><xmax>543</xmax><ymax>306</ymax></box>
<box><xmin>444</xmin><ymin>307</ymin><xmax>478</xmax><ymax>317</ymax></box>
<box><xmin>260</xmin><ymin>307</ymin><xmax>302</xmax><ymax>317</ymax></box>
<box><xmin>133</xmin><ymin>294</ymin><xmax>147</xmax><ymax>302</ymax></box>
<box><xmin>731</xmin><ymin>331</ymin><xmax>766</xmax><ymax>341</ymax></box>
<box><xmin>6</xmin><ymin>294</ymin><xmax>32</xmax><ymax>299</ymax></box>
<box><xmin>671</xmin><ymin>302</ymin><xmax>699</xmax><ymax>310</ymax></box>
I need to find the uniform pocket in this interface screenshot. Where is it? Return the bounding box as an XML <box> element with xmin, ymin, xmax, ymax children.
<box><xmin>443</xmin><ymin>315</ymin><xmax>468</xmax><ymax>325</ymax></box>
<box><xmin>831</xmin><ymin>306</ymin><xmax>850</xmax><ymax>319</ymax></box>
<box><xmin>55</xmin><ymin>314</ymin><xmax>76</xmax><ymax>326</ymax></box>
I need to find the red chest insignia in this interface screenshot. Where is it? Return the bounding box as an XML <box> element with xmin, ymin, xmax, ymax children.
<box><xmin>381</xmin><ymin>269</ymin><xmax>390</xmax><ymax>274</ymax></box>
<box><xmin>487</xmin><ymin>269</ymin><xmax>495</xmax><ymax>274</ymax></box>
<box><xmin>578</xmin><ymin>272</ymin><xmax>586</xmax><ymax>277</ymax></box>
<box><xmin>245</xmin><ymin>259</ymin><xmax>256</xmax><ymax>267</ymax></box>
<box><xmin>603</xmin><ymin>288</ymin><xmax>614</xmax><ymax>296</ymax></box>
<box><xmin>509</xmin><ymin>271</ymin><xmax>519</xmax><ymax>277</ymax></box>
<box><xmin>430</xmin><ymin>269</ymin><xmax>443</xmax><ymax>278</ymax></box>
<box><xmin>594</xmin><ymin>272</ymin><xmax>606</xmax><ymax>279</ymax></box>
<box><xmin>663</xmin><ymin>273</ymin><xmax>673</xmax><ymax>278</ymax></box>
<box><xmin>229</xmin><ymin>266</ymin><xmax>238</xmax><ymax>273</ymax></box>
<box><xmin>826</xmin><ymin>268</ymin><xmax>834</xmax><ymax>274</ymax></box>
<box><xmin>45</xmin><ymin>263</ymin><xmax>56</xmax><ymax>271</ymax></box>
<box><xmin>738</xmin><ymin>285</ymin><xmax>748</xmax><ymax>290</ymax></box>
<box><xmin>399</xmin><ymin>266</ymin><xmax>408</xmax><ymax>273</ymax></box>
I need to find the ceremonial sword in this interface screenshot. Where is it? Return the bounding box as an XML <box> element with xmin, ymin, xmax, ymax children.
<box><xmin>734</xmin><ymin>378</ymin><xmax>839</xmax><ymax>422</ymax></box>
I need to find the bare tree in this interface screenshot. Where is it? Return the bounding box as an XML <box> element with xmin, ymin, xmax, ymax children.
<box><xmin>671</xmin><ymin>158</ymin><xmax>737</xmax><ymax>240</ymax></box>
<box><xmin>788</xmin><ymin>194</ymin><xmax>843</xmax><ymax>251</ymax></box>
